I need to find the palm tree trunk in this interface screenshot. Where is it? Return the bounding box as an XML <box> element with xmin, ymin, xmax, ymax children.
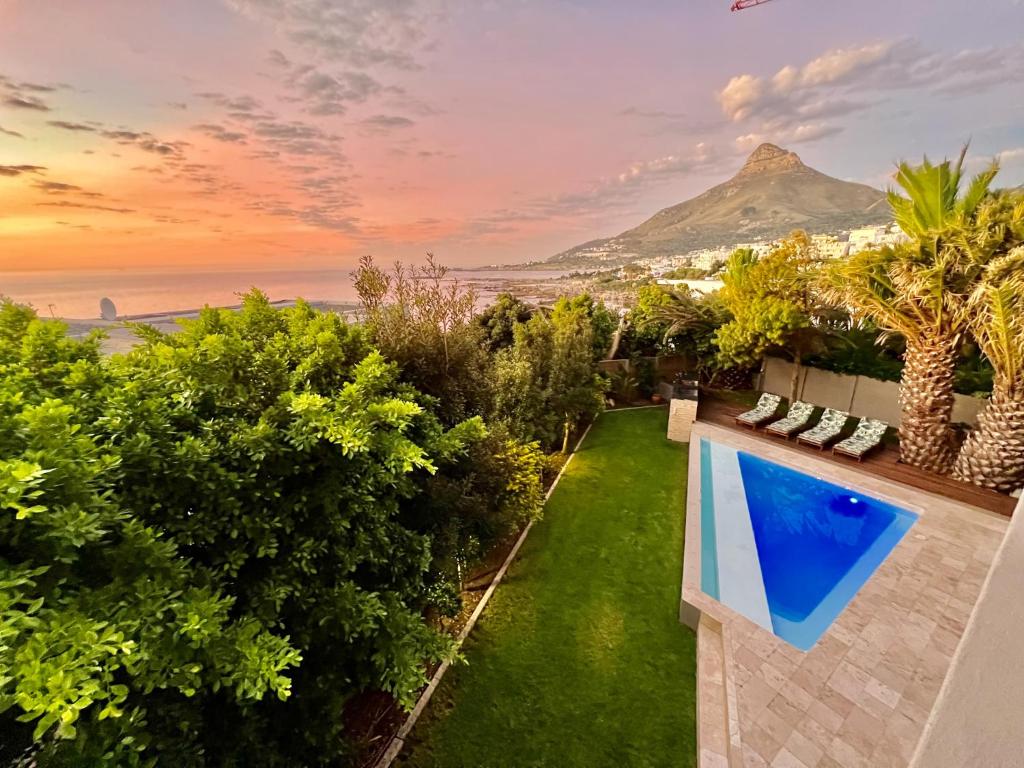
<box><xmin>898</xmin><ymin>335</ymin><xmax>958</xmax><ymax>474</ymax></box>
<box><xmin>606</xmin><ymin>314</ymin><xmax>627</xmax><ymax>360</ymax></box>
<box><xmin>952</xmin><ymin>382</ymin><xmax>1024</xmax><ymax>493</ymax></box>
<box><xmin>789</xmin><ymin>351</ymin><xmax>802</xmax><ymax>405</ymax></box>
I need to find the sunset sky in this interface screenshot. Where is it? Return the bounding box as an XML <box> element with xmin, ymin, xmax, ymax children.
<box><xmin>1</xmin><ymin>0</ymin><xmax>1023</xmax><ymax>272</ymax></box>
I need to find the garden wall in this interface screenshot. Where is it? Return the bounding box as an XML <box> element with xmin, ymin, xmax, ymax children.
<box><xmin>597</xmin><ymin>355</ymin><xmax>693</xmax><ymax>379</ymax></box>
<box><xmin>758</xmin><ymin>356</ymin><xmax>986</xmax><ymax>427</ymax></box>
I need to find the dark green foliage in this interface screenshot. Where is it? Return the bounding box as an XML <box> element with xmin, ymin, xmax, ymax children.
<box><xmin>0</xmin><ymin>300</ymin><xmax>300</xmax><ymax>767</ymax></box>
<box><xmin>633</xmin><ymin>356</ymin><xmax>656</xmax><ymax>397</ymax></box>
<box><xmin>476</xmin><ymin>293</ymin><xmax>534</xmax><ymax>353</ymax></box>
<box><xmin>492</xmin><ymin>299</ymin><xmax>605</xmax><ymax>452</ymax></box>
<box><xmin>622</xmin><ymin>284</ymin><xmax>675</xmax><ymax>357</ymax></box>
<box><xmin>2</xmin><ymin>273</ymin><xmax>609</xmax><ymax>765</ymax></box>
<box><xmin>629</xmin><ymin>284</ymin><xmax>730</xmax><ymax>376</ymax></box>
<box><xmin>805</xmin><ymin>325</ymin><xmax>994</xmax><ymax>396</ymax></box>
<box><xmin>3</xmin><ymin>293</ymin><xmax>536</xmax><ymax>767</ymax></box>
<box><xmin>953</xmin><ymin>343</ymin><xmax>995</xmax><ymax>396</ymax></box>
<box><xmin>104</xmin><ymin>293</ymin><xmax>473</xmax><ymax>766</ymax></box>
<box><xmin>805</xmin><ymin>323</ymin><xmax>905</xmax><ymax>382</ymax></box>
<box><xmin>415</xmin><ymin>427</ymin><xmax>544</xmax><ymax>587</ymax></box>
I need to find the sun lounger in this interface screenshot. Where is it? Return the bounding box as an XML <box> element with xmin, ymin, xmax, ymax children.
<box><xmin>796</xmin><ymin>408</ymin><xmax>849</xmax><ymax>449</ymax></box>
<box><xmin>764</xmin><ymin>401</ymin><xmax>815</xmax><ymax>438</ymax></box>
<box><xmin>734</xmin><ymin>393</ymin><xmax>782</xmax><ymax>428</ymax></box>
<box><xmin>833</xmin><ymin>418</ymin><xmax>889</xmax><ymax>461</ymax></box>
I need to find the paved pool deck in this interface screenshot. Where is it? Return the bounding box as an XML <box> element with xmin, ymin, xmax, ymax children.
<box><xmin>681</xmin><ymin>422</ymin><xmax>1008</xmax><ymax>768</ymax></box>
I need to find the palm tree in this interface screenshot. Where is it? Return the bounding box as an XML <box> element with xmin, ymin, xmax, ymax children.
<box><xmin>827</xmin><ymin>148</ymin><xmax>999</xmax><ymax>473</ymax></box>
<box><xmin>645</xmin><ymin>287</ymin><xmax>731</xmax><ymax>381</ymax></box>
<box><xmin>952</xmin><ymin>195</ymin><xmax>1024</xmax><ymax>491</ymax></box>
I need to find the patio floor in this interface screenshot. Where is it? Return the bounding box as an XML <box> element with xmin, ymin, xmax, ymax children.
<box><xmin>683</xmin><ymin>422</ymin><xmax>1008</xmax><ymax>768</ymax></box>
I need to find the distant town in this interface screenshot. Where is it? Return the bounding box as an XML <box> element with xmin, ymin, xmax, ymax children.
<box><xmin>588</xmin><ymin>222</ymin><xmax>905</xmax><ymax>275</ymax></box>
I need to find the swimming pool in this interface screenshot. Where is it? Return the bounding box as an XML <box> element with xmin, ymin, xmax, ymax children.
<box><xmin>699</xmin><ymin>438</ymin><xmax>917</xmax><ymax>650</ymax></box>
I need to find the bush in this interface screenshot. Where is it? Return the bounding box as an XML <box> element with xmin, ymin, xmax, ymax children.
<box><xmin>493</xmin><ymin>301</ymin><xmax>605</xmax><ymax>452</ymax></box>
<box><xmin>354</xmin><ymin>255</ymin><xmax>493</xmax><ymax>425</ymax></box>
<box><xmin>0</xmin><ymin>300</ymin><xmax>299</xmax><ymax>766</ymax></box>
<box><xmin>1</xmin><ymin>293</ymin><xmax>497</xmax><ymax>766</ymax></box>
<box><xmin>416</xmin><ymin>427</ymin><xmax>544</xmax><ymax>587</ymax></box>
<box><xmin>3</xmin><ymin>276</ymin><xmax>605</xmax><ymax>765</ymax></box>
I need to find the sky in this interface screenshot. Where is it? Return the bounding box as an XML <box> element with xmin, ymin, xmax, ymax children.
<box><xmin>1</xmin><ymin>0</ymin><xmax>1023</xmax><ymax>272</ymax></box>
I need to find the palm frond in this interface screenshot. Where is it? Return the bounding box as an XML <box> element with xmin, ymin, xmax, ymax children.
<box><xmin>968</xmin><ymin>247</ymin><xmax>1024</xmax><ymax>393</ymax></box>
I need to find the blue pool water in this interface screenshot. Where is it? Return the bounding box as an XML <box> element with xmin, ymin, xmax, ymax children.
<box><xmin>700</xmin><ymin>439</ymin><xmax>917</xmax><ymax>650</ymax></box>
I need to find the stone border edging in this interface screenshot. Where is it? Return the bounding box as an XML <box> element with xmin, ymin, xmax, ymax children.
<box><xmin>372</xmin><ymin>418</ymin><xmax>599</xmax><ymax>768</ymax></box>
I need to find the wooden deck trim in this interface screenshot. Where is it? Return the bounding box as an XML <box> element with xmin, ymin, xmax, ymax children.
<box><xmin>698</xmin><ymin>396</ymin><xmax>1016</xmax><ymax>517</ymax></box>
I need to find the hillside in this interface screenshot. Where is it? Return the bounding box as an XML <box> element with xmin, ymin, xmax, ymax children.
<box><xmin>550</xmin><ymin>143</ymin><xmax>890</xmax><ymax>264</ymax></box>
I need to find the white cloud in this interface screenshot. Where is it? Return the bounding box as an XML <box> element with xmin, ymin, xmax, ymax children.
<box><xmin>719</xmin><ymin>39</ymin><xmax>1024</xmax><ymax>147</ymax></box>
<box><xmin>223</xmin><ymin>0</ymin><xmax>442</xmax><ymax>70</ymax></box>
<box><xmin>735</xmin><ymin>123</ymin><xmax>843</xmax><ymax>151</ymax></box>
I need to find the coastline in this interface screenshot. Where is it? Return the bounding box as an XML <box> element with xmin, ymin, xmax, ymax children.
<box><xmin>59</xmin><ymin>300</ymin><xmax>362</xmax><ymax>355</ymax></box>
<box><xmin>39</xmin><ymin>268</ymin><xmax>627</xmax><ymax>356</ymax></box>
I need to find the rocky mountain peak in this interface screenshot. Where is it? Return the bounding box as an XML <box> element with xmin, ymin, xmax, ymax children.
<box><xmin>736</xmin><ymin>143</ymin><xmax>806</xmax><ymax>177</ymax></box>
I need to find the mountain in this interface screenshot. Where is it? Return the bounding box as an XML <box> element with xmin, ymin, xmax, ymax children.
<box><xmin>549</xmin><ymin>143</ymin><xmax>890</xmax><ymax>265</ymax></box>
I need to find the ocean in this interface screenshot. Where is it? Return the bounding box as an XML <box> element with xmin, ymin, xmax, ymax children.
<box><xmin>0</xmin><ymin>268</ymin><xmax>568</xmax><ymax>320</ymax></box>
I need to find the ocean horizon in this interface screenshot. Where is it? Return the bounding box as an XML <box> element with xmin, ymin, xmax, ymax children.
<box><xmin>0</xmin><ymin>267</ymin><xmax>567</xmax><ymax>320</ymax></box>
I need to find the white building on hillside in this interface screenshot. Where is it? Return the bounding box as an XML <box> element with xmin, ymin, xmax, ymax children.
<box><xmin>810</xmin><ymin>234</ymin><xmax>848</xmax><ymax>260</ymax></box>
<box><xmin>847</xmin><ymin>224</ymin><xmax>908</xmax><ymax>254</ymax></box>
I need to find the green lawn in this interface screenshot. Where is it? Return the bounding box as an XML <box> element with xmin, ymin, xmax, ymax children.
<box><xmin>401</xmin><ymin>407</ymin><xmax>696</xmax><ymax>768</ymax></box>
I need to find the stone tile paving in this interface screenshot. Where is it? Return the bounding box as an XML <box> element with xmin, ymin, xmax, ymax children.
<box><xmin>683</xmin><ymin>423</ymin><xmax>1008</xmax><ymax>768</ymax></box>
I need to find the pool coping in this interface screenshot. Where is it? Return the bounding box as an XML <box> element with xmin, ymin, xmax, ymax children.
<box><xmin>680</xmin><ymin>422</ymin><xmax>1008</xmax><ymax>768</ymax></box>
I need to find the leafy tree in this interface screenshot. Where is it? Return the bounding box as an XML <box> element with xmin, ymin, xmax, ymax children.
<box><xmin>827</xmin><ymin>148</ymin><xmax>1002</xmax><ymax>473</ymax></box>
<box><xmin>476</xmin><ymin>292</ymin><xmax>534</xmax><ymax>352</ymax></box>
<box><xmin>493</xmin><ymin>301</ymin><xmax>605</xmax><ymax>452</ymax></box>
<box><xmin>620</xmin><ymin>263</ymin><xmax>649</xmax><ymax>280</ymax></box>
<box><xmin>549</xmin><ymin>299</ymin><xmax>608</xmax><ymax>451</ymax></box>
<box><xmin>659</xmin><ymin>266</ymin><xmax>710</xmax><ymax>280</ymax></box>
<box><xmin>715</xmin><ymin>236</ymin><xmax>828</xmax><ymax>403</ymax></box>
<box><xmin>416</xmin><ymin>427</ymin><xmax>544</xmax><ymax>591</ymax></box>
<box><xmin>624</xmin><ymin>284</ymin><xmax>676</xmax><ymax>356</ymax></box>
<box><xmin>0</xmin><ymin>301</ymin><xmax>299</xmax><ymax>767</ymax></box>
<box><xmin>637</xmin><ymin>286</ymin><xmax>731</xmax><ymax>376</ymax></box>
<box><xmin>102</xmin><ymin>292</ymin><xmax>478</xmax><ymax>766</ymax></box>
<box><xmin>353</xmin><ymin>255</ymin><xmax>492</xmax><ymax>425</ymax></box>
<box><xmin>2</xmin><ymin>292</ymin><xmax>533</xmax><ymax>766</ymax></box>
<box><xmin>552</xmin><ymin>293</ymin><xmax>617</xmax><ymax>361</ymax></box>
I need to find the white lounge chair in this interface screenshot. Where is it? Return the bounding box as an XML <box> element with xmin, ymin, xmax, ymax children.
<box><xmin>833</xmin><ymin>418</ymin><xmax>889</xmax><ymax>461</ymax></box>
<box><xmin>796</xmin><ymin>408</ymin><xmax>849</xmax><ymax>449</ymax></box>
<box><xmin>765</xmin><ymin>401</ymin><xmax>815</xmax><ymax>439</ymax></box>
<box><xmin>734</xmin><ymin>393</ymin><xmax>782</xmax><ymax>429</ymax></box>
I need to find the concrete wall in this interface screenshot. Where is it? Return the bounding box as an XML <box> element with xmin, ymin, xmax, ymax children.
<box><xmin>849</xmin><ymin>375</ymin><xmax>903</xmax><ymax>427</ymax></box>
<box><xmin>910</xmin><ymin>495</ymin><xmax>1024</xmax><ymax>768</ymax></box>
<box><xmin>758</xmin><ymin>357</ymin><xmax>988</xmax><ymax>427</ymax></box>
<box><xmin>951</xmin><ymin>393</ymin><xmax>986</xmax><ymax>425</ymax></box>
<box><xmin>801</xmin><ymin>366</ymin><xmax>857</xmax><ymax>412</ymax></box>
<box><xmin>761</xmin><ymin>356</ymin><xmax>805</xmax><ymax>401</ymax></box>
<box><xmin>597</xmin><ymin>355</ymin><xmax>694</xmax><ymax>380</ymax></box>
